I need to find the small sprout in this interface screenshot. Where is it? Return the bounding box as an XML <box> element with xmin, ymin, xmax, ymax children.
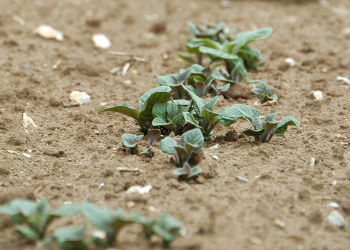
<box><xmin>182</xmin><ymin>85</ymin><xmax>242</xmax><ymax>139</ymax></box>
<box><xmin>237</xmin><ymin>104</ymin><xmax>300</xmax><ymax>143</ymax></box>
<box><xmin>147</xmin><ymin>129</ymin><xmax>161</xmax><ymax>145</ymax></box>
<box><xmin>152</xmin><ymin>214</ymin><xmax>183</xmax><ymax>249</ymax></box>
<box><xmin>82</xmin><ymin>203</ymin><xmax>135</xmax><ymax>246</ymax></box>
<box><xmin>160</xmin><ymin>128</ymin><xmax>203</xmax><ymax>178</ymax></box>
<box><xmin>0</xmin><ymin>199</ymin><xmax>81</xmax><ymax>242</ymax></box>
<box><xmin>54</xmin><ymin>225</ymin><xmax>96</xmax><ymax>250</ymax></box>
<box><xmin>102</xmin><ymin>86</ymin><xmax>172</xmax><ymax>133</ymax></box>
<box><xmin>252</xmin><ymin>82</ymin><xmax>278</xmax><ymax>103</ymax></box>
<box><xmin>121</xmin><ymin>133</ymin><xmax>144</xmax><ymax>154</ymax></box>
<box><xmin>139</xmin><ymin>148</ymin><xmax>154</xmax><ymax>158</ymax></box>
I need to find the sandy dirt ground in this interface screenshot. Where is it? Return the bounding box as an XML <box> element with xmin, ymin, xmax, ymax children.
<box><xmin>1</xmin><ymin>0</ymin><xmax>350</xmax><ymax>249</ymax></box>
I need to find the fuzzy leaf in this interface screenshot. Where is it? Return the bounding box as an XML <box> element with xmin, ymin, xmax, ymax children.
<box><xmin>237</xmin><ymin>104</ymin><xmax>261</xmax><ymax>128</ymax></box>
<box><xmin>102</xmin><ymin>103</ymin><xmax>139</xmax><ymax>120</ymax></box>
<box><xmin>160</xmin><ymin>137</ymin><xmax>178</xmax><ymax>154</ymax></box>
<box><xmin>179</xmin><ymin>128</ymin><xmax>204</xmax><ymax>153</ymax></box>
<box><xmin>152</xmin><ymin>117</ymin><xmax>172</xmax><ymax>127</ymax></box>
<box><xmin>138</xmin><ymin>86</ymin><xmax>171</xmax><ymax>109</ymax></box>
<box><xmin>173</xmin><ymin>168</ymin><xmax>189</xmax><ymax>176</ymax></box>
<box><xmin>54</xmin><ymin>225</ymin><xmax>93</xmax><ymax>250</ymax></box>
<box><xmin>218</xmin><ymin>105</ymin><xmax>242</xmax><ymax>126</ymax></box>
<box><xmin>53</xmin><ymin>205</ymin><xmax>81</xmax><ymax>217</ymax></box>
<box><xmin>188</xmin><ymin>166</ymin><xmax>202</xmax><ymax>178</ymax></box>
<box><xmin>16</xmin><ymin>225</ymin><xmax>37</xmax><ymax>240</ymax></box>
<box><xmin>274</xmin><ymin>116</ymin><xmax>300</xmax><ymax>136</ymax></box>
<box><xmin>206</xmin><ymin>68</ymin><xmax>235</xmax><ymax>85</ymax></box>
<box><xmin>82</xmin><ymin>203</ymin><xmax>113</xmax><ymax>230</ymax></box>
<box><xmin>234</xmin><ymin>27</ymin><xmax>273</xmax><ymax>49</ymax></box>
<box><xmin>199</xmin><ymin>46</ymin><xmax>238</xmax><ymax>60</ymax></box>
<box><xmin>177</xmin><ymin>52</ymin><xmax>194</xmax><ymax>63</ymax></box>
<box><xmin>264</xmin><ymin>112</ymin><xmax>277</xmax><ymax>123</ymax></box>
<box><xmin>121</xmin><ymin>134</ymin><xmax>143</xmax><ymax>148</ymax></box>
<box><xmin>156</xmin><ymin>74</ymin><xmax>178</xmax><ymax>86</ymax></box>
<box><xmin>152</xmin><ymin>103</ymin><xmax>168</xmax><ymax>120</ymax></box>
<box><xmin>201</xmin><ymin>109</ymin><xmax>220</xmax><ymax>136</ymax></box>
<box><xmin>192</xmin><ymin>39</ymin><xmax>221</xmax><ymax>50</ymax></box>
<box><xmin>183</xmin><ymin>112</ymin><xmax>202</xmax><ymax>129</ymax></box>
<box><xmin>204</xmin><ymin>96</ymin><xmax>218</xmax><ymax>111</ymax></box>
<box><xmin>252</xmin><ymin>82</ymin><xmax>278</xmax><ymax>103</ymax></box>
<box><xmin>231</xmin><ymin>62</ymin><xmax>247</xmax><ymax>82</ymax></box>
<box><xmin>182</xmin><ymin>85</ymin><xmax>205</xmax><ymax>113</ymax></box>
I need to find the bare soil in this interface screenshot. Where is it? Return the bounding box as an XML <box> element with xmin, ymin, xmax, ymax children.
<box><xmin>1</xmin><ymin>0</ymin><xmax>350</xmax><ymax>249</ymax></box>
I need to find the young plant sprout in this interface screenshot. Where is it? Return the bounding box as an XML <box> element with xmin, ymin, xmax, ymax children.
<box><xmin>182</xmin><ymin>85</ymin><xmax>242</xmax><ymax>139</ymax></box>
<box><xmin>54</xmin><ymin>225</ymin><xmax>96</xmax><ymax>250</ymax></box>
<box><xmin>152</xmin><ymin>100</ymin><xmax>191</xmax><ymax>135</ymax></box>
<box><xmin>160</xmin><ymin>128</ymin><xmax>203</xmax><ymax>178</ymax></box>
<box><xmin>156</xmin><ymin>64</ymin><xmax>207</xmax><ymax>99</ymax></box>
<box><xmin>102</xmin><ymin>86</ymin><xmax>172</xmax><ymax>133</ymax></box>
<box><xmin>237</xmin><ymin>104</ymin><xmax>300</xmax><ymax>143</ymax></box>
<box><xmin>121</xmin><ymin>133</ymin><xmax>144</xmax><ymax>154</ymax></box>
<box><xmin>252</xmin><ymin>81</ymin><xmax>278</xmax><ymax>103</ymax></box>
<box><xmin>138</xmin><ymin>129</ymin><xmax>161</xmax><ymax>158</ymax></box>
<box><xmin>0</xmin><ymin>199</ymin><xmax>81</xmax><ymax>242</ymax></box>
<box><xmin>82</xmin><ymin>203</ymin><xmax>135</xmax><ymax>246</ymax></box>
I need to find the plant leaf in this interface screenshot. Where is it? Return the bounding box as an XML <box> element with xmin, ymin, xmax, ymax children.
<box><xmin>274</xmin><ymin>116</ymin><xmax>300</xmax><ymax>136</ymax></box>
<box><xmin>237</xmin><ymin>104</ymin><xmax>261</xmax><ymax>128</ymax></box>
<box><xmin>152</xmin><ymin>103</ymin><xmax>168</xmax><ymax>120</ymax></box>
<box><xmin>264</xmin><ymin>112</ymin><xmax>277</xmax><ymax>123</ymax></box>
<box><xmin>102</xmin><ymin>103</ymin><xmax>139</xmax><ymax>120</ymax></box>
<box><xmin>138</xmin><ymin>86</ymin><xmax>171</xmax><ymax>109</ymax></box>
<box><xmin>16</xmin><ymin>225</ymin><xmax>37</xmax><ymax>240</ymax></box>
<box><xmin>121</xmin><ymin>134</ymin><xmax>144</xmax><ymax>148</ymax></box>
<box><xmin>182</xmin><ymin>85</ymin><xmax>205</xmax><ymax>114</ymax></box>
<box><xmin>231</xmin><ymin>62</ymin><xmax>247</xmax><ymax>82</ymax></box>
<box><xmin>177</xmin><ymin>52</ymin><xmax>194</xmax><ymax>63</ymax></box>
<box><xmin>242</xmin><ymin>127</ymin><xmax>264</xmax><ymax>141</ymax></box>
<box><xmin>53</xmin><ymin>204</ymin><xmax>81</xmax><ymax>217</ymax></box>
<box><xmin>218</xmin><ymin>105</ymin><xmax>242</xmax><ymax>126</ymax></box>
<box><xmin>173</xmin><ymin>168</ymin><xmax>189</xmax><ymax>176</ymax></box>
<box><xmin>252</xmin><ymin>82</ymin><xmax>278</xmax><ymax>103</ymax></box>
<box><xmin>199</xmin><ymin>46</ymin><xmax>238</xmax><ymax>60</ymax></box>
<box><xmin>183</xmin><ymin>112</ymin><xmax>202</xmax><ymax>130</ymax></box>
<box><xmin>147</xmin><ymin>129</ymin><xmax>161</xmax><ymax>145</ymax></box>
<box><xmin>160</xmin><ymin>137</ymin><xmax>178</xmax><ymax>154</ymax></box>
<box><xmin>234</xmin><ymin>27</ymin><xmax>273</xmax><ymax>49</ymax></box>
<box><xmin>54</xmin><ymin>225</ymin><xmax>93</xmax><ymax>250</ymax></box>
<box><xmin>188</xmin><ymin>166</ymin><xmax>202</xmax><ymax>178</ymax></box>
<box><xmin>179</xmin><ymin>128</ymin><xmax>204</xmax><ymax>153</ymax></box>
<box><xmin>192</xmin><ymin>39</ymin><xmax>221</xmax><ymax>50</ymax></box>
<box><xmin>204</xmin><ymin>96</ymin><xmax>218</xmax><ymax>111</ymax></box>
<box><xmin>82</xmin><ymin>203</ymin><xmax>113</xmax><ymax>230</ymax></box>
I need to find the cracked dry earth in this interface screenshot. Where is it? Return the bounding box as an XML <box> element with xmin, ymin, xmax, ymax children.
<box><xmin>1</xmin><ymin>0</ymin><xmax>350</xmax><ymax>249</ymax></box>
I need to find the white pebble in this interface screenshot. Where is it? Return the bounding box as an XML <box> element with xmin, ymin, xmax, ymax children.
<box><xmin>33</xmin><ymin>25</ymin><xmax>64</xmax><ymax>41</ymax></box>
<box><xmin>337</xmin><ymin>76</ymin><xmax>350</xmax><ymax>84</ymax></box>
<box><xmin>209</xmin><ymin>144</ymin><xmax>220</xmax><ymax>150</ymax></box>
<box><xmin>342</xmin><ymin>27</ymin><xmax>350</xmax><ymax>36</ymax></box>
<box><xmin>98</xmin><ymin>183</ymin><xmax>105</xmax><ymax>189</ymax></box>
<box><xmin>310</xmin><ymin>157</ymin><xmax>315</xmax><ymax>168</ymax></box>
<box><xmin>312</xmin><ymin>91</ymin><xmax>323</xmax><ymax>100</ymax></box>
<box><xmin>327</xmin><ymin>211</ymin><xmax>345</xmax><ymax>228</ymax></box>
<box><xmin>285</xmin><ymin>58</ymin><xmax>296</xmax><ymax>67</ymax></box>
<box><xmin>70</xmin><ymin>91</ymin><xmax>91</xmax><ymax>105</ymax></box>
<box><xmin>92</xmin><ymin>34</ymin><xmax>111</xmax><ymax>49</ymax></box>
<box><xmin>327</xmin><ymin>202</ymin><xmax>339</xmax><ymax>208</ymax></box>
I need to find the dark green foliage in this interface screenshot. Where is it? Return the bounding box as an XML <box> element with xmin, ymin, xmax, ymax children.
<box><xmin>237</xmin><ymin>104</ymin><xmax>300</xmax><ymax>143</ymax></box>
<box><xmin>252</xmin><ymin>81</ymin><xmax>278</xmax><ymax>103</ymax></box>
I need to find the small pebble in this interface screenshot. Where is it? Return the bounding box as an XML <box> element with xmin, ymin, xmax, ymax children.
<box><xmin>236</xmin><ymin>176</ymin><xmax>248</xmax><ymax>183</ymax></box>
<box><xmin>310</xmin><ymin>157</ymin><xmax>315</xmax><ymax>168</ymax></box>
<box><xmin>209</xmin><ymin>144</ymin><xmax>219</xmax><ymax>150</ymax></box>
<box><xmin>285</xmin><ymin>58</ymin><xmax>296</xmax><ymax>67</ymax></box>
<box><xmin>213</xmin><ymin>155</ymin><xmax>219</xmax><ymax>160</ymax></box>
<box><xmin>312</xmin><ymin>91</ymin><xmax>323</xmax><ymax>100</ymax></box>
<box><xmin>98</xmin><ymin>183</ymin><xmax>105</xmax><ymax>189</ymax></box>
<box><xmin>327</xmin><ymin>202</ymin><xmax>339</xmax><ymax>208</ymax></box>
<box><xmin>327</xmin><ymin>211</ymin><xmax>345</xmax><ymax>228</ymax></box>
<box><xmin>92</xmin><ymin>34</ymin><xmax>111</xmax><ymax>49</ymax></box>
<box><xmin>337</xmin><ymin>76</ymin><xmax>350</xmax><ymax>84</ymax></box>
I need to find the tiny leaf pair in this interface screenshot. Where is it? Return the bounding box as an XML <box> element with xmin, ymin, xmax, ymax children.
<box><xmin>160</xmin><ymin>128</ymin><xmax>203</xmax><ymax>178</ymax></box>
<box><xmin>252</xmin><ymin>81</ymin><xmax>278</xmax><ymax>103</ymax></box>
<box><xmin>237</xmin><ymin>104</ymin><xmax>300</xmax><ymax>143</ymax></box>
<box><xmin>54</xmin><ymin>225</ymin><xmax>96</xmax><ymax>250</ymax></box>
<box><xmin>121</xmin><ymin>133</ymin><xmax>144</xmax><ymax>155</ymax></box>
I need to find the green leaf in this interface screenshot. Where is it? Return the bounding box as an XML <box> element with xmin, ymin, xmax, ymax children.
<box><xmin>153</xmin><ymin>214</ymin><xmax>182</xmax><ymax>248</ymax></box>
<box><xmin>204</xmin><ymin>96</ymin><xmax>218</xmax><ymax>111</ymax></box>
<box><xmin>182</xmin><ymin>85</ymin><xmax>205</xmax><ymax>113</ymax></box>
<box><xmin>167</xmin><ymin>102</ymin><xmax>179</xmax><ymax>121</ymax></box>
<box><xmin>201</xmin><ymin>109</ymin><xmax>220</xmax><ymax>137</ymax></box>
<box><xmin>173</xmin><ymin>168</ymin><xmax>189</xmax><ymax>176</ymax></box>
<box><xmin>206</xmin><ymin>68</ymin><xmax>235</xmax><ymax>85</ymax></box>
<box><xmin>121</xmin><ymin>134</ymin><xmax>143</xmax><ymax>148</ymax></box>
<box><xmin>185</xmin><ymin>41</ymin><xmax>203</xmax><ymax>55</ymax></box>
<box><xmin>152</xmin><ymin>103</ymin><xmax>167</xmax><ymax>120</ymax></box>
<box><xmin>179</xmin><ymin>128</ymin><xmax>204</xmax><ymax>153</ymax></box>
<box><xmin>264</xmin><ymin>112</ymin><xmax>277</xmax><ymax>123</ymax></box>
<box><xmin>242</xmin><ymin>127</ymin><xmax>264</xmax><ymax>141</ymax></box>
<box><xmin>102</xmin><ymin>103</ymin><xmax>139</xmax><ymax>120</ymax></box>
<box><xmin>171</xmin><ymin>99</ymin><xmax>190</xmax><ymax>106</ymax></box>
<box><xmin>199</xmin><ymin>46</ymin><xmax>238</xmax><ymax>60</ymax></box>
<box><xmin>231</xmin><ymin>62</ymin><xmax>247</xmax><ymax>82</ymax></box>
<box><xmin>188</xmin><ymin>166</ymin><xmax>202</xmax><ymax>178</ymax></box>
<box><xmin>274</xmin><ymin>116</ymin><xmax>300</xmax><ymax>136</ymax></box>
<box><xmin>192</xmin><ymin>39</ymin><xmax>221</xmax><ymax>50</ymax></box>
<box><xmin>188</xmin><ymin>81</ymin><xmax>207</xmax><ymax>97</ymax></box>
<box><xmin>252</xmin><ymin>82</ymin><xmax>278</xmax><ymax>103</ymax></box>
<box><xmin>156</xmin><ymin>74</ymin><xmax>178</xmax><ymax>86</ymax></box>
<box><xmin>177</xmin><ymin>52</ymin><xmax>194</xmax><ymax>63</ymax></box>
<box><xmin>160</xmin><ymin>137</ymin><xmax>178</xmax><ymax>154</ymax></box>
<box><xmin>138</xmin><ymin>148</ymin><xmax>154</xmax><ymax>158</ymax></box>
<box><xmin>53</xmin><ymin>204</ymin><xmax>81</xmax><ymax>217</ymax></box>
<box><xmin>0</xmin><ymin>199</ymin><xmax>38</xmax><ymax>217</ymax></box>
<box><xmin>82</xmin><ymin>203</ymin><xmax>113</xmax><ymax>230</ymax></box>
<box><xmin>183</xmin><ymin>112</ymin><xmax>202</xmax><ymax>130</ymax></box>
<box><xmin>237</xmin><ymin>104</ymin><xmax>261</xmax><ymax>128</ymax></box>
<box><xmin>138</xmin><ymin>86</ymin><xmax>171</xmax><ymax>109</ymax></box>
<box><xmin>54</xmin><ymin>225</ymin><xmax>93</xmax><ymax>250</ymax></box>
<box><xmin>152</xmin><ymin>117</ymin><xmax>172</xmax><ymax>127</ymax></box>
<box><xmin>234</xmin><ymin>27</ymin><xmax>273</xmax><ymax>49</ymax></box>
<box><xmin>173</xmin><ymin>146</ymin><xmax>190</xmax><ymax>167</ymax></box>
<box><xmin>15</xmin><ymin>225</ymin><xmax>37</xmax><ymax>240</ymax></box>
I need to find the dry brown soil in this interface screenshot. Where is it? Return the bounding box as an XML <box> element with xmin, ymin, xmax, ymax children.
<box><xmin>1</xmin><ymin>0</ymin><xmax>350</xmax><ymax>249</ymax></box>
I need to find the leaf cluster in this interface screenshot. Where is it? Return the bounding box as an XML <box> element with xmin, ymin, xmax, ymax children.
<box><xmin>178</xmin><ymin>21</ymin><xmax>273</xmax><ymax>72</ymax></box>
<box><xmin>0</xmin><ymin>199</ymin><xmax>184</xmax><ymax>249</ymax></box>
<box><xmin>160</xmin><ymin>128</ymin><xmax>204</xmax><ymax>178</ymax></box>
<box><xmin>236</xmin><ymin>104</ymin><xmax>300</xmax><ymax>143</ymax></box>
<box><xmin>252</xmin><ymin>81</ymin><xmax>278</xmax><ymax>103</ymax></box>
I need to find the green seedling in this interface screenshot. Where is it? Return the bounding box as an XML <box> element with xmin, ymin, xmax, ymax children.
<box><xmin>152</xmin><ymin>214</ymin><xmax>183</xmax><ymax>249</ymax></box>
<box><xmin>54</xmin><ymin>225</ymin><xmax>96</xmax><ymax>250</ymax></box>
<box><xmin>156</xmin><ymin>64</ymin><xmax>207</xmax><ymax>99</ymax></box>
<box><xmin>188</xmin><ymin>21</ymin><xmax>234</xmax><ymax>42</ymax></box>
<box><xmin>152</xmin><ymin>100</ymin><xmax>191</xmax><ymax>135</ymax></box>
<box><xmin>121</xmin><ymin>133</ymin><xmax>144</xmax><ymax>155</ymax></box>
<box><xmin>139</xmin><ymin>147</ymin><xmax>154</xmax><ymax>158</ymax></box>
<box><xmin>82</xmin><ymin>203</ymin><xmax>135</xmax><ymax>246</ymax></box>
<box><xmin>0</xmin><ymin>199</ymin><xmax>80</xmax><ymax>242</ymax></box>
<box><xmin>252</xmin><ymin>82</ymin><xmax>278</xmax><ymax>103</ymax></box>
<box><xmin>160</xmin><ymin>128</ymin><xmax>203</xmax><ymax>178</ymax></box>
<box><xmin>102</xmin><ymin>86</ymin><xmax>172</xmax><ymax>133</ymax></box>
<box><xmin>182</xmin><ymin>85</ymin><xmax>242</xmax><ymax>139</ymax></box>
<box><xmin>147</xmin><ymin>129</ymin><xmax>162</xmax><ymax>145</ymax></box>
<box><xmin>237</xmin><ymin>104</ymin><xmax>300</xmax><ymax>143</ymax></box>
